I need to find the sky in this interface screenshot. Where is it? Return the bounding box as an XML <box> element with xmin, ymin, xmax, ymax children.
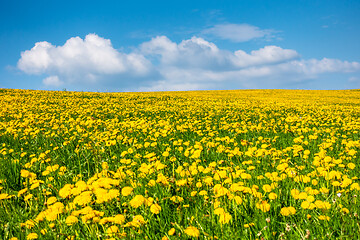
<box><xmin>1</xmin><ymin>0</ymin><xmax>360</xmax><ymax>92</ymax></box>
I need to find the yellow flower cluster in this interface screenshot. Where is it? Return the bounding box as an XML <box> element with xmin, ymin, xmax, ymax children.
<box><xmin>0</xmin><ymin>89</ymin><xmax>360</xmax><ymax>239</ymax></box>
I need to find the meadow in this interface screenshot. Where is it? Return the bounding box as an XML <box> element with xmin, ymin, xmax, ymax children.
<box><xmin>0</xmin><ymin>89</ymin><xmax>359</xmax><ymax>240</ymax></box>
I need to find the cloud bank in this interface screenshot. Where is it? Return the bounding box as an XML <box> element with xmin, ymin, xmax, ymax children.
<box><xmin>17</xmin><ymin>33</ymin><xmax>360</xmax><ymax>91</ymax></box>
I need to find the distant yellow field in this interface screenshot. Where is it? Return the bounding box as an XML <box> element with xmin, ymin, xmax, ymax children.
<box><xmin>1</xmin><ymin>89</ymin><xmax>360</xmax><ymax>239</ymax></box>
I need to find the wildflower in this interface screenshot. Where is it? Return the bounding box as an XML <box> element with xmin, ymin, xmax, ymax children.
<box><xmin>148</xmin><ymin>180</ymin><xmax>156</xmax><ymax>186</ymax></box>
<box><xmin>233</xmin><ymin>195</ymin><xmax>243</xmax><ymax>204</ymax></box>
<box><xmin>213</xmin><ymin>184</ymin><xmax>229</xmax><ymax>197</ymax></box>
<box><xmin>198</xmin><ymin>190</ymin><xmax>207</xmax><ymax>196</ymax></box>
<box><xmin>347</xmin><ymin>163</ymin><xmax>356</xmax><ymax>169</ymax></box>
<box><xmin>46</xmin><ymin>196</ymin><xmax>57</xmax><ymax>205</ymax></box>
<box><xmin>280</xmin><ymin>207</ymin><xmax>296</xmax><ymax>216</ymax></box>
<box><xmin>73</xmin><ymin>191</ymin><xmax>92</xmax><ymax>206</ymax></box>
<box><xmin>168</xmin><ymin>228</ymin><xmax>175</xmax><ymax>235</ymax></box>
<box><xmin>314</xmin><ymin>200</ymin><xmax>331</xmax><ymax>210</ymax></box>
<box><xmin>17</xmin><ymin>188</ymin><xmax>28</xmax><ymax>197</ymax></box>
<box><xmin>24</xmin><ymin>194</ymin><xmax>33</xmax><ymax>201</ymax></box>
<box><xmin>129</xmin><ymin>195</ymin><xmax>145</xmax><ymax>208</ymax></box>
<box><xmin>129</xmin><ymin>215</ymin><xmax>146</xmax><ymax>227</ymax></box>
<box><xmin>219</xmin><ymin>212</ymin><xmax>232</xmax><ymax>224</ymax></box>
<box><xmin>106</xmin><ymin>225</ymin><xmax>119</xmax><ymax>235</ymax></box>
<box><xmin>244</xmin><ymin>223</ymin><xmax>255</xmax><ymax>228</ymax></box>
<box><xmin>26</xmin><ymin>233</ymin><xmax>38</xmax><ymax>240</ymax></box>
<box><xmin>21</xmin><ymin>220</ymin><xmax>36</xmax><ymax>229</ymax></box>
<box><xmin>121</xmin><ymin>186</ymin><xmax>133</xmax><ymax>196</ymax></box>
<box><xmin>150</xmin><ymin>203</ymin><xmax>161</xmax><ymax>214</ymax></box>
<box><xmin>214</xmin><ymin>208</ymin><xmax>225</xmax><ymax>215</ymax></box>
<box><xmin>256</xmin><ymin>201</ymin><xmax>270</xmax><ymax>212</ymax></box>
<box><xmin>170</xmin><ymin>196</ymin><xmax>184</xmax><ymax>203</ymax></box>
<box><xmin>0</xmin><ymin>193</ymin><xmax>12</xmax><ymax>200</ymax></box>
<box><xmin>341</xmin><ymin>208</ymin><xmax>350</xmax><ymax>214</ymax></box>
<box><xmin>318</xmin><ymin>215</ymin><xmax>330</xmax><ymax>221</ymax></box>
<box><xmin>262</xmin><ymin>184</ymin><xmax>272</xmax><ymax>192</ymax></box>
<box><xmin>65</xmin><ymin>215</ymin><xmax>78</xmax><ymax>225</ymax></box>
<box><xmin>184</xmin><ymin>226</ymin><xmax>200</xmax><ymax>237</ymax></box>
<box><xmin>113</xmin><ymin>214</ymin><xmax>126</xmax><ymax>224</ymax></box>
<box><xmin>268</xmin><ymin>192</ymin><xmax>277</xmax><ymax>200</ymax></box>
<box><xmin>59</xmin><ymin>184</ymin><xmax>73</xmax><ymax>198</ymax></box>
<box><xmin>176</xmin><ymin>179</ymin><xmax>187</xmax><ymax>186</ymax></box>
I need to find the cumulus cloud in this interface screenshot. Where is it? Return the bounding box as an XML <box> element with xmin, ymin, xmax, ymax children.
<box><xmin>138</xmin><ymin>36</ymin><xmax>360</xmax><ymax>91</ymax></box>
<box><xmin>141</xmin><ymin>36</ymin><xmax>299</xmax><ymax>70</ymax></box>
<box><xmin>18</xmin><ymin>34</ymin><xmax>152</xmax><ymax>86</ymax></box>
<box><xmin>202</xmin><ymin>24</ymin><xmax>276</xmax><ymax>42</ymax></box>
<box><xmin>43</xmin><ymin>75</ymin><xmax>64</xmax><ymax>87</ymax></box>
<box><xmin>17</xmin><ymin>33</ymin><xmax>360</xmax><ymax>91</ymax></box>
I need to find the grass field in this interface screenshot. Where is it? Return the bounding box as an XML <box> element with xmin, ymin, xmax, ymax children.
<box><xmin>0</xmin><ymin>89</ymin><xmax>360</xmax><ymax>239</ymax></box>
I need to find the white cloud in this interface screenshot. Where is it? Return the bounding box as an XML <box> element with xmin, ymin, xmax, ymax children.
<box><xmin>18</xmin><ymin>34</ymin><xmax>152</xmax><ymax>84</ymax></box>
<box><xmin>202</xmin><ymin>24</ymin><xmax>276</xmax><ymax>42</ymax></box>
<box><xmin>141</xmin><ymin>36</ymin><xmax>298</xmax><ymax>70</ymax></box>
<box><xmin>138</xmin><ymin>36</ymin><xmax>360</xmax><ymax>91</ymax></box>
<box><xmin>43</xmin><ymin>75</ymin><xmax>63</xmax><ymax>87</ymax></box>
<box><xmin>17</xmin><ymin>33</ymin><xmax>360</xmax><ymax>91</ymax></box>
<box><xmin>233</xmin><ymin>46</ymin><xmax>300</xmax><ymax>67</ymax></box>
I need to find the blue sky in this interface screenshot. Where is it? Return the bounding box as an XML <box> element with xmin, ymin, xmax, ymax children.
<box><xmin>1</xmin><ymin>0</ymin><xmax>359</xmax><ymax>91</ymax></box>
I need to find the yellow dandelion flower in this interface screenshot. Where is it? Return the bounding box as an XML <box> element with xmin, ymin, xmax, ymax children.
<box><xmin>233</xmin><ymin>195</ymin><xmax>243</xmax><ymax>204</ymax></box>
<box><xmin>129</xmin><ymin>195</ymin><xmax>145</xmax><ymax>208</ymax></box>
<box><xmin>214</xmin><ymin>208</ymin><xmax>225</xmax><ymax>215</ymax></box>
<box><xmin>106</xmin><ymin>225</ymin><xmax>119</xmax><ymax>235</ymax></box>
<box><xmin>219</xmin><ymin>212</ymin><xmax>232</xmax><ymax>224</ymax></box>
<box><xmin>256</xmin><ymin>201</ymin><xmax>270</xmax><ymax>212</ymax></box>
<box><xmin>111</xmin><ymin>214</ymin><xmax>125</xmax><ymax>224</ymax></box>
<box><xmin>26</xmin><ymin>233</ymin><xmax>38</xmax><ymax>240</ymax></box>
<box><xmin>73</xmin><ymin>191</ymin><xmax>92</xmax><ymax>206</ymax></box>
<box><xmin>191</xmin><ymin>191</ymin><xmax>197</xmax><ymax>196</ymax></box>
<box><xmin>301</xmin><ymin>201</ymin><xmax>310</xmax><ymax>209</ymax></box>
<box><xmin>121</xmin><ymin>186</ymin><xmax>133</xmax><ymax>196</ymax></box>
<box><xmin>244</xmin><ymin>223</ymin><xmax>255</xmax><ymax>228</ymax></box>
<box><xmin>65</xmin><ymin>215</ymin><xmax>78</xmax><ymax>226</ymax></box>
<box><xmin>198</xmin><ymin>190</ymin><xmax>207</xmax><ymax>196</ymax></box>
<box><xmin>131</xmin><ymin>215</ymin><xmax>146</xmax><ymax>227</ymax></box>
<box><xmin>341</xmin><ymin>208</ymin><xmax>349</xmax><ymax>214</ymax></box>
<box><xmin>318</xmin><ymin>215</ymin><xmax>330</xmax><ymax>221</ymax></box>
<box><xmin>59</xmin><ymin>184</ymin><xmax>73</xmax><ymax>199</ymax></box>
<box><xmin>291</xmin><ymin>189</ymin><xmax>300</xmax><ymax>199</ymax></box>
<box><xmin>213</xmin><ymin>184</ymin><xmax>228</xmax><ymax>197</ymax></box>
<box><xmin>24</xmin><ymin>194</ymin><xmax>33</xmax><ymax>201</ymax></box>
<box><xmin>46</xmin><ymin>196</ymin><xmax>57</xmax><ymax>205</ymax></box>
<box><xmin>150</xmin><ymin>203</ymin><xmax>161</xmax><ymax>214</ymax></box>
<box><xmin>280</xmin><ymin>207</ymin><xmax>296</xmax><ymax>216</ymax></box>
<box><xmin>262</xmin><ymin>184</ymin><xmax>272</xmax><ymax>193</ymax></box>
<box><xmin>176</xmin><ymin>179</ymin><xmax>187</xmax><ymax>186</ymax></box>
<box><xmin>0</xmin><ymin>193</ymin><xmax>12</xmax><ymax>200</ymax></box>
<box><xmin>17</xmin><ymin>188</ymin><xmax>28</xmax><ymax>197</ymax></box>
<box><xmin>168</xmin><ymin>228</ymin><xmax>175</xmax><ymax>235</ymax></box>
<box><xmin>298</xmin><ymin>192</ymin><xmax>308</xmax><ymax>199</ymax></box>
<box><xmin>184</xmin><ymin>226</ymin><xmax>200</xmax><ymax>238</ymax></box>
<box><xmin>268</xmin><ymin>192</ymin><xmax>277</xmax><ymax>200</ymax></box>
<box><xmin>347</xmin><ymin>163</ymin><xmax>356</xmax><ymax>169</ymax></box>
